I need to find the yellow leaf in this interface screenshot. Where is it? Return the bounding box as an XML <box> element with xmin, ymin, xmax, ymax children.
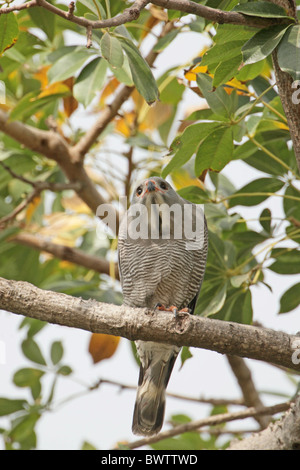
<box><xmin>61</xmin><ymin>194</ymin><xmax>92</xmax><ymax>215</ymax></box>
<box><xmin>171</xmin><ymin>169</ymin><xmax>205</xmax><ymax>190</ymax></box>
<box><xmin>25</xmin><ymin>195</ymin><xmax>41</xmax><ymax>224</ymax></box>
<box><xmin>63</xmin><ymin>77</ymin><xmax>78</xmax><ymax>118</ymax></box>
<box><xmin>88</xmin><ymin>333</ymin><xmax>121</xmax><ymax>364</ymax></box>
<box><xmin>34</xmin><ymin>65</ymin><xmax>51</xmax><ymax>89</ymax></box>
<box><xmin>139</xmin><ymin>102</ymin><xmax>173</xmax><ymax>131</ymax></box>
<box><xmin>39</xmin><ymin>213</ymin><xmax>89</xmax><ymax>246</ymax></box>
<box><xmin>36</xmin><ymin>82</ymin><xmax>70</xmax><ymax>99</ymax></box>
<box><xmin>184</xmin><ymin>65</ymin><xmax>208</xmax><ymax>82</ymax></box>
<box><xmin>141</xmin><ymin>15</ymin><xmax>160</xmax><ymax>40</ymax></box>
<box><xmin>150</xmin><ymin>5</ymin><xmax>168</xmax><ymax>21</ymax></box>
<box><xmin>224</xmin><ymin>78</ymin><xmax>249</xmax><ymax>96</ymax></box>
<box><xmin>115</xmin><ymin>111</ymin><xmax>136</xmax><ymax>137</ymax></box>
<box><xmin>99</xmin><ymin>77</ymin><xmax>120</xmax><ymax>106</ymax></box>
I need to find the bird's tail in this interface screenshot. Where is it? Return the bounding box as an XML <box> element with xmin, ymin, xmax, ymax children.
<box><xmin>132</xmin><ymin>341</ymin><xmax>179</xmax><ymax>436</ymax></box>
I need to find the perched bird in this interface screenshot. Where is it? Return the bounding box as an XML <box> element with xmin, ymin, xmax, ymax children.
<box><xmin>118</xmin><ymin>176</ymin><xmax>208</xmax><ymax>436</ymax></box>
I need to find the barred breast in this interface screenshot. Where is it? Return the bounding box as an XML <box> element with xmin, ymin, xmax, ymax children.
<box><xmin>118</xmin><ymin>223</ymin><xmax>208</xmax><ymax>311</ymax></box>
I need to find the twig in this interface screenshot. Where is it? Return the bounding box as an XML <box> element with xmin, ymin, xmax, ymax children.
<box><xmin>0</xmin><ymin>189</ymin><xmax>40</xmax><ymax>228</ymax></box>
<box><xmin>86</xmin><ymin>25</ymin><xmax>93</xmax><ymax>48</ymax></box>
<box><xmin>91</xmin><ymin>378</ymin><xmax>245</xmax><ymax>406</ymax></box>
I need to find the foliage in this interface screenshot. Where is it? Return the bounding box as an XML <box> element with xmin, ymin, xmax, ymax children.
<box><xmin>0</xmin><ymin>0</ymin><xmax>299</xmax><ymax>450</ymax></box>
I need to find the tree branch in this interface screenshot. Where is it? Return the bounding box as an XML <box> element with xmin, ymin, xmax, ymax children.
<box><xmin>0</xmin><ymin>0</ymin><xmax>292</xmax><ymax>29</ymax></box>
<box><xmin>0</xmin><ymin>276</ymin><xmax>299</xmax><ymax>372</ymax></box>
<box><xmin>226</xmin><ymin>355</ymin><xmax>271</xmax><ymax>429</ymax></box>
<box><xmin>228</xmin><ymin>395</ymin><xmax>300</xmax><ymax>450</ymax></box>
<box><xmin>0</xmin><ymin>0</ymin><xmax>149</xmax><ymax>28</ymax></box>
<box><xmin>151</xmin><ymin>0</ymin><xmax>293</xmax><ymax>27</ymax></box>
<box><xmin>269</xmin><ymin>0</ymin><xmax>300</xmax><ymax>173</ymax></box>
<box><xmin>0</xmin><ymin>109</ymin><xmax>119</xmax><ymax>226</ymax></box>
<box><xmin>11</xmin><ymin>233</ymin><xmax>119</xmax><ymax>279</ymax></box>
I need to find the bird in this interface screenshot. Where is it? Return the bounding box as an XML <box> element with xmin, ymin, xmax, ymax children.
<box><xmin>117</xmin><ymin>176</ymin><xmax>208</xmax><ymax>436</ymax></box>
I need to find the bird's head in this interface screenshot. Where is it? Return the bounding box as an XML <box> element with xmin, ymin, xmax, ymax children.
<box><xmin>131</xmin><ymin>177</ymin><xmax>179</xmax><ymax>207</ymax></box>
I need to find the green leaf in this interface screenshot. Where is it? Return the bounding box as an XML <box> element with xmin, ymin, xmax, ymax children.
<box><xmin>50</xmin><ymin>341</ymin><xmax>64</xmax><ymax>365</ymax></box>
<box><xmin>201</xmin><ymin>41</ymin><xmax>244</xmax><ymax>67</ymax></box>
<box><xmin>57</xmin><ymin>365</ymin><xmax>73</xmax><ymax>376</ymax></box>
<box><xmin>198</xmin><ymin>283</ymin><xmax>228</xmax><ymax>317</ymax></box>
<box><xmin>228</xmin><ymin>177</ymin><xmax>285</xmax><ymax>207</ymax></box>
<box><xmin>73</xmin><ymin>57</ymin><xmax>107</xmax><ymax>106</ymax></box>
<box><xmin>233</xmin><ymin>1</ymin><xmax>292</xmax><ymax>18</ymax></box>
<box><xmin>162</xmin><ymin>122</ymin><xmax>221</xmax><ymax>178</ymax></box>
<box><xmin>8</xmin><ymin>412</ymin><xmax>40</xmax><ymax>448</ymax></box>
<box><xmin>195</xmin><ymin>127</ymin><xmax>234</xmax><ymax>177</ymax></box>
<box><xmin>28</xmin><ymin>7</ymin><xmax>56</xmax><ymax>41</ymax></box>
<box><xmin>196</xmin><ymin>73</ymin><xmax>234</xmax><ymax>118</ymax></box>
<box><xmin>269</xmin><ymin>248</ymin><xmax>300</xmax><ymax>274</ymax></box>
<box><xmin>180</xmin><ymin>346</ymin><xmax>193</xmax><ymax>368</ymax></box>
<box><xmin>0</xmin><ymin>398</ymin><xmax>26</xmax><ymax>417</ymax></box>
<box><xmin>214</xmin><ymin>289</ymin><xmax>253</xmax><ymax>325</ymax></box>
<box><xmin>242</xmin><ymin>25</ymin><xmax>290</xmax><ymax>65</ymax></box>
<box><xmin>100</xmin><ymin>32</ymin><xmax>124</xmax><ymax>68</ymax></box>
<box><xmin>284</xmin><ymin>185</ymin><xmax>300</xmax><ymax>221</ymax></box>
<box><xmin>277</xmin><ymin>25</ymin><xmax>300</xmax><ymax>80</ymax></box>
<box><xmin>153</xmin><ymin>29</ymin><xmax>180</xmax><ymax>52</ymax></box>
<box><xmin>279</xmin><ymin>283</ymin><xmax>300</xmax><ymax>313</ymax></box>
<box><xmin>0</xmin><ymin>12</ymin><xmax>19</xmax><ymax>56</ymax></box>
<box><xmin>259</xmin><ymin>208</ymin><xmax>272</xmax><ymax>234</ymax></box>
<box><xmin>117</xmin><ymin>36</ymin><xmax>159</xmax><ymax>105</ymax></box>
<box><xmin>235</xmin><ymin>59</ymin><xmax>266</xmax><ymax>81</ymax></box>
<box><xmin>21</xmin><ymin>338</ymin><xmax>47</xmax><ymax>366</ymax></box>
<box><xmin>177</xmin><ymin>185</ymin><xmax>211</xmax><ymax>204</ymax></box>
<box><xmin>48</xmin><ymin>47</ymin><xmax>92</xmax><ymax>84</ymax></box>
<box><xmin>13</xmin><ymin>368</ymin><xmax>44</xmax><ymax>388</ymax></box>
<box><xmin>213</xmin><ymin>54</ymin><xmax>242</xmax><ymax>88</ymax></box>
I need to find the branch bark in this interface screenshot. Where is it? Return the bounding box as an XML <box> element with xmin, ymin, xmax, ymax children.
<box><xmin>0</xmin><ymin>109</ymin><xmax>119</xmax><ymax>225</ymax></box>
<box><xmin>226</xmin><ymin>355</ymin><xmax>271</xmax><ymax>429</ymax></box>
<box><xmin>0</xmin><ymin>0</ymin><xmax>292</xmax><ymax>29</ymax></box>
<box><xmin>151</xmin><ymin>0</ymin><xmax>292</xmax><ymax>27</ymax></box>
<box><xmin>228</xmin><ymin>395</ymin><xmax>300</xmax><ymax>450</ymax></box>
<box><xmin>0</xmin><ymin>276</ymin><xmax>299</xmax><ymax>372</ymax></box>
<box><xmin>12</xmin><ymin>233</ymin><xmax>119</xmax><ymax>279</ymax></box>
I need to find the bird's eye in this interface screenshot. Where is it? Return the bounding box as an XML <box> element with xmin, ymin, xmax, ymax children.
<box><xmin>160</xmin><ymin>182</ymin><xmax>168</xmax><ymax>190</ymax></box>
<box><xmin>136</xmin><ymin>186</ymin><xmax>143</xmax><ymax>196</ymax></box>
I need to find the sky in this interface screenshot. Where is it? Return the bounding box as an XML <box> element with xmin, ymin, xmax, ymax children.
<box><xmin>0</xmin><ymin>18</ymin><xmax>299</xmax><ymax>450</ymax></box>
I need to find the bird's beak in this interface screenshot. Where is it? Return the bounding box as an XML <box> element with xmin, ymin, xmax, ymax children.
<box><xmin>146</xmin><ymin>180</ymin><xmax>158</xmax><ymax>193</ymax></box>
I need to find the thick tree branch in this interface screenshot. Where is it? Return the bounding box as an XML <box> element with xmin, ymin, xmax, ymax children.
<box><xmin>0</xmin><ymin>277</ymin><xmax>299</xmax><ymax>372</ymax></box>
<box><xmin>151</xmin><ymin>0</ymin><xmax>292</xmax><ymax>27</ymax></box>
<box><xmin>226</xmin><ymin>355</ymin><xmax>271</xmax><ymax>429</ymax></box>
<box><xmin>0</xmin><ymin>0</ymin><xmax>292</xmax><ymax>29</ymax></box>
<box><xmin>228</xmin><ymin>395</ymin><xmax>300</xmax><ymax>450</ymax></box>
<box><xmin>11</xmin><ymin>233</ymin><xmax>119</xmax><ymax>279</ymax></box>
<box><xmin>269</xmin><ymin>0</ymin><xmax>300</xmax><ymax>172</ymax></box>
<box><xmin>0</xmin><ymin>109</ymin><xmax>119</xmax><ymax>225</ymax></box>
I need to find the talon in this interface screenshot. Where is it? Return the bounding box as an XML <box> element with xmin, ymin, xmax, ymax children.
<box><xmin>155</xmin><ymin>303</ymin><xmax>166</xmax><ymax>311</ymax></box>
<box><xmin>179</xmin><ymin>307</ymin><xmax>191</xmax><ymax>314</ymax></box>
